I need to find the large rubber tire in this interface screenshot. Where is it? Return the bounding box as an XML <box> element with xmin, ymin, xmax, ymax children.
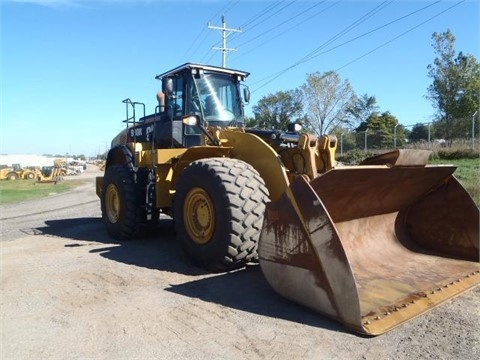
<box><xmin>7</xmin><ymin>172</ymin><xmax>18</xmax><ymax>180</ymax></box>
<box><xmin>173</xmin><ymin>158</ymin><xmax>269</xmax><ymax>272</ymax></box>
<box><xmin>101</xmin><ymin>165</ymin><xmax>141</xmax><ymax>240</ymax></box>
<box><xmin>25</xmin><ymin>172</ymin><xmax>35</xmax><ymax>180</ymax></box>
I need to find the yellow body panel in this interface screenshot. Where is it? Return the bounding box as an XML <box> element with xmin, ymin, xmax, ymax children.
<box><xmin>97</xmin><ymin>129</ymin><xmax>334</xmax><ymax>207</ymax></box>
<box><xmin>219</xmin><ymin>130</ymin><xmax>289</xmax><ymax>201</ymax></box>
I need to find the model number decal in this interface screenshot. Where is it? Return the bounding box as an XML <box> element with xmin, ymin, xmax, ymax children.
<box><xmin>129</xmin><ymin>124</ymin><xmax>154</xmax><ymax>141</ymax></box>
<box><xmin>130</xmin><ymin>128</ymin><xmax>143</xmax><ymax>137</ymax></box>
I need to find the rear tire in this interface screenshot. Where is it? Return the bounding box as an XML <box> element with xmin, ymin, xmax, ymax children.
<box><xmin>101</xmin><ymin>165</ymin><xmax>140</xmax><ymax>239</ymax></box>
<box><xmin>173</xmin><ymin>158</ymin><xmax>269</xmax><ymax>272</ymax></box>
<box><xmin>7</xmin><ymin>172</ymin><xmax>18</xmax><ymax>180</ymax></box>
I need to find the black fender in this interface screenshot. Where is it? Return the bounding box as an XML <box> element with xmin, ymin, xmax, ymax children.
<box><xmin>105</xmin><ymin>144</ymin><xmax>135</xmax><ymax>170</ymax></box>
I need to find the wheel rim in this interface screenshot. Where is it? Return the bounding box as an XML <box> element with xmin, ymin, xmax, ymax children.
<box><xmin>184</xmin><ymin>187</ymin><xmax>215</xmax><ymax>244</ymax></box>
<box><xmin>105</xmin><ymin>184</ymin><xmax>121</xmax><ymax>223</ymax></box>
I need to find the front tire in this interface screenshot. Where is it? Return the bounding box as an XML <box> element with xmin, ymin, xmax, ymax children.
<box><xmin>173</xmin><ymin>158</ymin><xmax>269</xmax><ymax>272</ymax></box>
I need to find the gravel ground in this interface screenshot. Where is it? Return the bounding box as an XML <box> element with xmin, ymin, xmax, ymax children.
<box><xmin>1</xmin><ymin>166</ymin><xmax>479</xmax><ymax>359</ymax></box>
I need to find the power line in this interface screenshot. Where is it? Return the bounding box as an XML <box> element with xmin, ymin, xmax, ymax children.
<box><xmin>228</xmin><ymin>1</ymin><xmax>299</xmax><ymax>48</ymax></box>
<box><xmin>231</xmin><ymin>1</ymin><xmax>340</xmax><ymax>62</ymax></box>
<box><xmin>295</xmin><ymin>0</ymin><xmax>395</xmax><ymax>66</ymax></box>
<box><xmin>250</xmin><ymin>0</ymin><xmax>395</xmax><ymax>90</ymax></box>
<box><xmin>297</xmin><ymin>0</ymin><xmax>441</xmax><ymax>66</ymax></box>
<box><xmin>236</xmin><ymin>1</ymin><xmax>328</xmax><ymax>49</ymax></box>
<box><xmin>251</xmin><ymin>0</ymin><xmax>447</xmax><ymax>93</ymax></box>
<box><xmin>239</xmin><ymin>1</ymin><xmax>285</xmax><ymax>30</ymax></box>
<box><xmin>335</xmin><ymin>0</ymin><xmax>466</xmax><ymax>72</ymax></box>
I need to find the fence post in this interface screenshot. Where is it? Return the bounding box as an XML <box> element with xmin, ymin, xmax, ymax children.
<box><xmin>364</xmin><ymin>130</ymin><xmax>368</xmax><ymax>152</ymax></box>
<box><xmin>473</xmin><ymin>111</ymin><xmax>478</xmax><ymax>150</ymax></box>
<box><xmin>394</xmin><ymin>124</ymin><xmax>399</xmax><ymax>148</ymax></box>
<box><xmin>428</xmin><ymin>122</ymin><xmax>431</xmax><ymax>147</ymax></box>
<box><xmin>340</xmin><ymin>132</ymin><xmax>345</xmax><ymax>157</ymax></box>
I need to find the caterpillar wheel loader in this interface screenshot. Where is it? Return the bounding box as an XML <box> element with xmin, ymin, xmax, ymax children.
<box><xmin>0</xmin><ymin>164</ymin><xmax>37</xmax><ymax>180</ymax></box>
<box><xmin>96</xmin><ymin>63</ymin><xmax>479</xmax><ymax>335</ymax></box>
<box><xmin>0</xmin><ymin>166</ymin><xmax>20</xmax><ymax>180</ymax></box>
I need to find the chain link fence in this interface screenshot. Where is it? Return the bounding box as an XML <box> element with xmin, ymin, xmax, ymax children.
<box><xmin>337</xmin><ymin>114</ymin><xmax>480</xmax><ymax>157</ymax></box>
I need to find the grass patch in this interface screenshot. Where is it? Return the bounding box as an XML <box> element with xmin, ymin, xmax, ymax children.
<box><xmin>0</xmin><ymin>179</ymin><xmax>85</xmax><ymax>205</ymax></box>
<box><xmin>429</xmin><ymin>157</ymin><xmax>480</xmax><ymax>206</ymax></box>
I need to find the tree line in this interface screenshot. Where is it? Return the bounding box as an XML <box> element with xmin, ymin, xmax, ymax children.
<box><xmin>247</xmin><ymin>29</ymin><xmax>480</xmax><ymax>150</ymax></box>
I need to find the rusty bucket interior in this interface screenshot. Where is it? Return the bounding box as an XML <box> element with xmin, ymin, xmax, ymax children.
<box><xmin>259</xmin><ymin>162</ymin><xmax>480</xmax><ymax>335</ymax></box>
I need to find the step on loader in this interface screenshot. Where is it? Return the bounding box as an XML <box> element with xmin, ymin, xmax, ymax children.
<box><xmin>96</xmin><ymin>63</ymin><xmax>479</xmax><ymax>335</ymax></box>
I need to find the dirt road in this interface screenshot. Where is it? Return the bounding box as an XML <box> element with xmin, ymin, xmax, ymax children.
<box><xmin>1</xmin><ymin>166</ymin><xmax>479</xmax><ymax>359</ymax></box>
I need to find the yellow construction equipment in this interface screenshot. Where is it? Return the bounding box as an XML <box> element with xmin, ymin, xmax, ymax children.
<box><xmin>36</xmin><ymin>166</ymin><xmax>66</xmax><ymax>184</ymax></box>
<box><xmin>96</xmin><ymin>63</ymin><xmax>479</xmax><ymax>335</ymax></box>
<box><xmin>0</xmin><ymin>164</ymin><xmax>38</xmax><ymax>180</ymax></box>
<box><xmin>0</xmin><ymin>166</ymin><xmax>18</xmax><ymax>180</ymax></box>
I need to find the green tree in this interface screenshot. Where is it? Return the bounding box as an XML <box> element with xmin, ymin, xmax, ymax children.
<box><xmin>301</xmin><ymin>71</ymin><xmax>356</xmax><ymax>136</ymax></box>
<box><xmin>426</xmin><ymin>29</ymin><xmax>480</xmax><ymax>141</ymax></box>
<box><xmin>244</xmin><ymin>116</ymin><xmax>256</xmax><ymax>128</ymax></box>
<box><xmin>346</xmin><ymin>94</ymin><xmax>379</xmax><ymax>128</ymax></box>
<box><xmin>409</xmin><ymin>123</ymin><xmax>430</xmax><ymax>143</ymax></box>
<box><xmin>252</xmin><ymin>89</ymin><xmax>303</xmax><ymax>129</ymax></box>
<box><xmin>356</xmin><ymin>112</ymin><xmax>404</xmax><ymax>149</ymax></box>
<box><xmin>329</xmin><ymin>125</ymin><xmax>357</xmax><ymax>154</ymax></box>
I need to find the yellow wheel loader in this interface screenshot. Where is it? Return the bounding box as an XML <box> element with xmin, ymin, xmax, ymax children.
<box><xmin>0</xmin><ymin>164</ymin><xmax>37</xmax><ymax>180</ymax></box>
<box><xmin>0</xmin><ymin>167</ymin><xmax>20</xmax><ymax>181</ymax></box>
<box><xmin>96</xmin><ymin>63</ymin><xmax>479</xmax><ymax>335</ymax></box>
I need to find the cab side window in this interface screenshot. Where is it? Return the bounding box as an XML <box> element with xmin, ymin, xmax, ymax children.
<box><xmin>185</xmin><ymin>78</ymin><xmax>201</xmax><ymax>115</ymax></box>
<box><xmin>171</xmin><ymin>77</ymin><xmax>184</xmax><ymax>119</ymax></box>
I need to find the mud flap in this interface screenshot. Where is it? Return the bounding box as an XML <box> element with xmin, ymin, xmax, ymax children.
<box><xmin>259</xmin><ymin>166</ymin><xmax>480</xmax><ymax>335</ymax></box>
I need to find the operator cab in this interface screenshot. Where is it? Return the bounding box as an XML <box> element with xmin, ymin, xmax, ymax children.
<box><xmin>153</xmin><ymin>63</ymin><xmax>250</xmax><ymax>148</ymax></box>
<box><xmin>119</xmin><ymin>63</ymin><xmax>250</xmax><ymax>149</ymax></box>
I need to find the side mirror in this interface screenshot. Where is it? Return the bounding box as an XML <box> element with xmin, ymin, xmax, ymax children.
<box><xmin>243</xmin><ymin>87</ymin><xmax>250</xmax><ymax>104</ymax></box>
<box><xmin>162</xmin><ymin>78</ymin><xmax>173</xmax><ymax>95</ymax></box>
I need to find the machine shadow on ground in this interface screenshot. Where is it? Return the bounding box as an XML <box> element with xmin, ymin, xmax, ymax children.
<box><xmin>35</xmin><ymin>216</ymin><xmax>347</xmax><ymax>334</ymax></box>
<box><xmin>35</xmin><ymin>216</ymin><xmax>204</xmax><ymax>275</ymax></box>
<box><xmin>164</xmin><ymin>267</ymin><xmax>346</xmax><ymax>333</ymax></box>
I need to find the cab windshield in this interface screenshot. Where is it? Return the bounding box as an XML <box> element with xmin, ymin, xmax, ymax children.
<box><xmin>192</xmin><ymin>73</ymin><xmax>243</xmax><ymax>126</ymax></box>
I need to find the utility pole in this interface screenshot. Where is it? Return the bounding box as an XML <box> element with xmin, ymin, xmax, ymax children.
<box><xmin>208</xmin><ymin>16</ymin><xmax>241</xmax><ymax>68</ymax></box>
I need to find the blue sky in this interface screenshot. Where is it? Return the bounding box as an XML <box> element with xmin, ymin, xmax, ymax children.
<box><xmin>1</xmin><ymin>0</ymin><xmax>478</xmax><ymax>156</ymax></box>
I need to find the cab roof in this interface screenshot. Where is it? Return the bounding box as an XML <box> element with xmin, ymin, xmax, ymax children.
<box><xmin>155</xmin><ymin>63</ymin><xmax>249</xmax><ymax>81</ymax></box>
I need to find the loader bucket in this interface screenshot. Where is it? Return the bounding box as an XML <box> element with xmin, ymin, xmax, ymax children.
<box><xmin>258</xmin><ymin>157</ymin><xmax>479</xmax><ymax>335</ymax></box>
